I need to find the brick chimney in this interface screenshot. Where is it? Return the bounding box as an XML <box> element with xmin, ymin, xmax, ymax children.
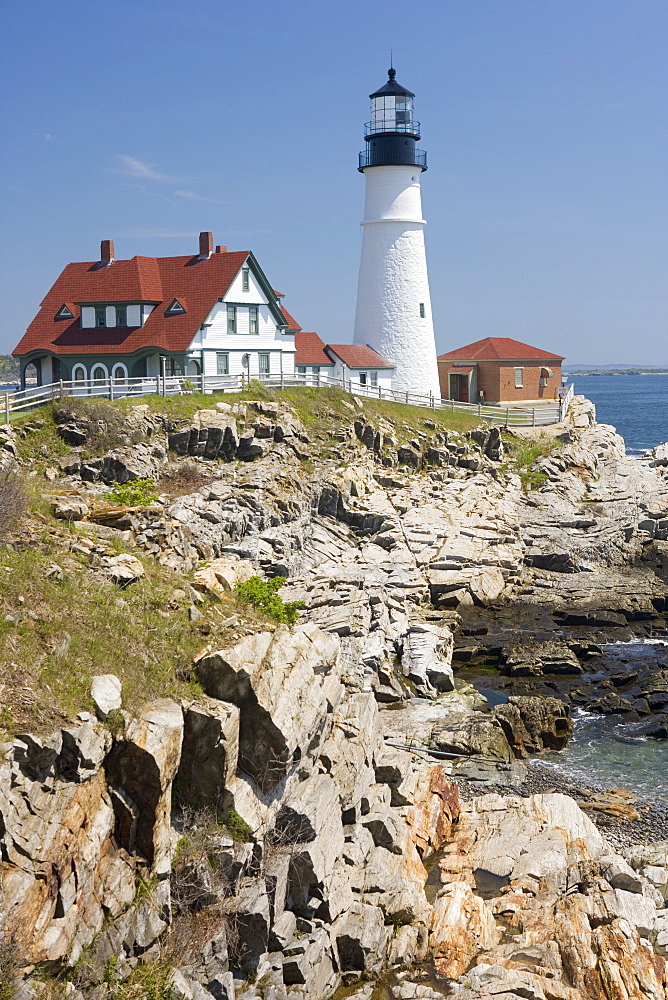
<box><xmin>199</xmin><ymin>231</ymin><xmax>213</xmax><ymax>257</ymax></box>
<box><xmin>215</xmin><ymin>245</ymin><xmax>227</xmax><ymax>254</ymax></box>
<box><xmin>100</xmin><ymin>239</ymin><xmax>114</xmax><ymax>263</ymax></box>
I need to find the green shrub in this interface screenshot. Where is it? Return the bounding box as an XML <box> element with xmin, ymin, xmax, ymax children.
<box><xmin>107</xmin><ymin>478</ymin><xmax>159</xmax><ymax>506</ymax></box>
<box><xmin>226</xmin><ymin>808</ymin><xmax>254</xmax><ymax>843</ymax></box>
<box><xmin>234</xmin><ymin>575</ymin><xmax>304</xmax><ymax>625</ymax></box>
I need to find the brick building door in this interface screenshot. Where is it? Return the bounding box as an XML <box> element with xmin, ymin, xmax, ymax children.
<box><xmin>449</xmin><ymin>373</ymin><xmax>469</xmax><ymax>402</ymax></box>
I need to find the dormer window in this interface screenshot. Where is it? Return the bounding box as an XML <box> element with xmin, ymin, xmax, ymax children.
<box><xmin>56</xmin><ymin>304</ymin><xmax>74</xmax><ymax>320</ymax></box>
<box><xmin>166</xmin><ymin>299</ymin><xmax>186</xmax><ymax>315</ymax></box>
<box><xmin>95</xmin><ymin>306</ymin><xmax>106</xmax><ymax>328</ymax></box>
<box><xmin>115</xmin><ymin>305</ymin><xmax>127</xmax><ymax>326</ymax></box>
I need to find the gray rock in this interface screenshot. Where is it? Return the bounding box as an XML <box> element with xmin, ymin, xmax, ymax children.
<box><xmin>90</xmin><ymin>673</ymin><xmax>122</xmax><ymax>720</ymax></box>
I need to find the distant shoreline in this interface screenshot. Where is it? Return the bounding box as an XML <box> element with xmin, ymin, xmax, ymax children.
<box><xmin>568</xmin><ymin>369</ymin><xmax>668</xmax><ymax>377</ymax></box>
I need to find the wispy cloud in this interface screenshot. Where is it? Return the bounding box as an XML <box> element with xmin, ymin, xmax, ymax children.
<box><xmin>116</xmin><ymin>154</ymin><xmax>175</xmax><ymax>181</ymax></box>
<box><xmin>173</xmin><ymin>189</ymin><xmax>221</xmax><ymax>203</ymax></box>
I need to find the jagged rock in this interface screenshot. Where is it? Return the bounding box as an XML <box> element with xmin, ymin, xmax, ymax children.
<box><xmin>192</xmin><ymin>557</ymin><xmax>254</xmax><ymax>599</ymax></box>
<box><xmin>52</xmin><ymin>497</ymin><xmax>88</xmax><ymax>520</ymax></box>
<box><xmin>99</xmin><ymin>553</ymin><xmax>145</xmax><ymax>585</ymax></box>
<box><xmin>493</xmin><ymin>695</ymin><xmax>573</xmax><ymax>755</ymax></box>
<box><xmin>431</xmin><ymin>713</ymin><xmax>512</xmax><ymax>764</ymax></box>
<box><xmin>430</xmin><ymin>881</ymin><xmax>501</xmax><ymax>979</ymax></box>
<box><xmin>398</xmin><ymin>623</ymin><xmax>454</xmax><ymax>697</ymax></box>
<box><xmin>90</xmin><ymin>673</ymin><xmax>122</xmax><ymax>720</ymax></box>
<box><xmin>196</xmin><ymin>625</ymin><xmax>343</xmax><ymax>791</ymax></box>
<box><xmin>333</xmin><ymin>901</ymin><xmax>386</xmax><ymax>972</ymax></box>
<box><xmin>500</xmin><ymin>641</ymin><xmax>582</xmax><ymax>677</ymax></box>
<box><xmin>176</xmin><ymin>697</ymin><xmax>240</xmax><ymax>809</ymax></box>
<box><xmin>105</xmin><ymin>699</ymin><xmax>183</xmax><ymax>874</ymax></box>
<box><xmin>282</xmin><ymin>926</ymin><xmax>338</xmax><ymax>996</ymax></box>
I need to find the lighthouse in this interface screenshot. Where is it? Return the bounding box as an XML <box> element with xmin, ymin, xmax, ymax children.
<box><xmin>352</xmin><ymin>68</ymin><xmax>441</xmax><ymax>399</ymax></box>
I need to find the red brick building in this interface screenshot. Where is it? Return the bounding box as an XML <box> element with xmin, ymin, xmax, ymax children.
<box><xmin>437</xmin><ymin>337</ymin><xmax>564</xmax><ymax>404</ymax></box>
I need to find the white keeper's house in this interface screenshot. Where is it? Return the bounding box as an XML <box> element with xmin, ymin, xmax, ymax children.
<box><xmin>13</xmin><ymin>232</ymin><xmax>395</xmax><ymax>392</ymax></box>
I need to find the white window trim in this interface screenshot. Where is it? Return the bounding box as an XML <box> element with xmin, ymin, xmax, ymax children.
<box><xmin>90</xmin><ymin>363</ymin><xmax>109</xmax><ymax>381</ymax></box>
<box><xmin>514</xmin><ymin>367</ymin><xmax>523</xmax><ymax>388</ymax></box>
<box><xmin>112</xmin><ymin>363</ymin><xmax>128</xmax><ymax>380</ymax></box>
<box><xmin>72</xmin><ymin>363</ymin><xmax>87</xmax><ymax>381</ymax></box>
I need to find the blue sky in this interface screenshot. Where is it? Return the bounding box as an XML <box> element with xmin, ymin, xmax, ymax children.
<box><xmin>1</xmin><ymin>0</ymin><xmax>666</xmax><ymax>364</ymax></box>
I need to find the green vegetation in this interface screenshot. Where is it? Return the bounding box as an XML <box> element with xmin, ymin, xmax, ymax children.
<box><xmin>502</xmin><ymin>433</ymin><xmax>558</xmax><ymax>492</ymax></box>
<box><xmin>226</xmin><ymin>808</ymin><xmax>254</xmax><ymax>843</ymax></box>
<box><xmin>107</xmin><ymin>478</ymin><xmax>159</xmax><ymax>506</ymax></box>
<box><xmin>0</xmin><ymin>354</ymin><xmax>19</xmax><ymax>383</ymax></box>
<box><xmin>0</xmin><ymin>537</ymin><xmax>212</xmax><ymax>736</ymax></box>
<box><xmin>234</xmin><ymin>575</ymin><xmax>304</xmax><ymax>625</ymax></box>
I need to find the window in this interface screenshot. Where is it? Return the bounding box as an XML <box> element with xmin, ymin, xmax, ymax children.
<box><xmin>56</xmin><ymin>305</ymin><xmax>74</xmax><ymax>320</ymax></box>
<box><xmin>242</xmin><ymin>268</ymin><xmax>250</xmax><ymax>292</ymax></box>
<box><xmin>227</xmin><ymin>305</ymin><xmax>237</xmax><ymax>334</ymax></box>
<box><xmin>258</xmin><ymin>353</ymin><xmax>270</xmax><ymax>374</ymax></box>
<box><xmin>370</xmin><ymin>371</ymin><xmax>378</xmax><ymax>386</ymax></box>
<box><xmin>95</xmin><ymin>306</ymin><xmax>106</xmax><ymax>328</ymax></box>
<box><xmin>312</xmin><ymin>366</ymin><xmax>320</xmax><ymax>375</ymax></box>
<box><xmin>249</xmin><ymin>305</ymin><xmax>259</xmax><ymax>334</ymax></box>
<box><xmin>73</xmin><ymin>365</ymin><xmax>86</xmax><ymax>381</ymax></box>
<box><xmin>91</xmin><ymin>364</ymin><xmax>107</xmax><ymax>381</ymax></box>
<box><xmin>112</xmin><ymin>363</ymin><xmax>127</xmax><ymax>382</ymax></box>
<box><xmin>115</xmin><ymin>305</ymin><xmax>127</xmax><ymax>327</ymax></box>
<box><xmin>216</xmin><ymin>352</ymin><xmax>229</xmax><ymax>375</ymax></box>
<box><xmin>166</xmin><ymin>299</ymin><xmax>186</xmax><ymax>315</ymax></box>
<box><xmin>165</xmin><ymin>358</ymin><xmax>182</xmax><ymax>376</ymax></box>
<box><xmin>514</xmin><ymin>367</ymin><xmax>524</xmax><ymax>388</ymax></box>
<box><xmin>419</xmin><ymin>303</ymin><xmax>425</xmax><ymax>318</ymax></box>
<box><xmin>359</xmin><ymin>372</ymin><xmax>368</xmax><ymax>386</ymax></box>
<box><xmin>297</xmin><ymin>366</ymin><xmax>306</xmax><ymax>374</ymax></box>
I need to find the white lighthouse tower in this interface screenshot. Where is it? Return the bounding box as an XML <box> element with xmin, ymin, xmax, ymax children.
<box><xmin>353</xmin><ymin>68</ymin><xmax>441</xmax><ymax>399</ymax></box>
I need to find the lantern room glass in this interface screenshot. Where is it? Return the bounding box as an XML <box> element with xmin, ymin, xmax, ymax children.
<box><xmin>368</xmin><ymin>94</ymin><xmax>415</xmax><ymax>135</ymax></box>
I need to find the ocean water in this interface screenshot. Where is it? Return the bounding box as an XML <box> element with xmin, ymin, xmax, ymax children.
<box><xmin>570</xmin><ymin>373</ymin><xmax>668</xmax><ymax>453</ymax></box>
<box><xmin>539</xmin><ymin>642</ymin><xmax>668</xmax><ymax>801</ymax></box>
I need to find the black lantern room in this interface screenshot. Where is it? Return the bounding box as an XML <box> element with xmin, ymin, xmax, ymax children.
<box><xmin>359</xmin><ymin>68</ymin><xmax>427</xmax><ymax>171</ymax></box>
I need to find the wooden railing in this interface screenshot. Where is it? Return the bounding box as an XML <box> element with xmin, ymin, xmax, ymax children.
<box><xmin>2</xmin><ymin>372</ymin><xmax>574</xmax><ymax>427</ymax></box>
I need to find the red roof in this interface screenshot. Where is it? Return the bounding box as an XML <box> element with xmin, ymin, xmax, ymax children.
<box><xmin>450</xmin><ymin>365</ymin><xmax>474</xmax><ymax>374</ymax></box>
<box><xmin>294</xmin><ymin>331</ymin><xmax>333</xmax><ymax>366</ymax></box>
<box><xmin>280</xmin><ymin>304</ymin><xmax>302</xmax><ymax>332</ymax></box>
<box><xmin>325</xmin><ymin>344</ymin><xmax>394</xmax><ymax>369</ymax></box>
<box><xmin>13</xmin><ymin>250</ymin><xmax>289</xmax><ymax>357</ymax></box>
<box><xmin>438</xmin><ymin>337</ymin><xmax>564</xmax><ymax>362</ymax></box>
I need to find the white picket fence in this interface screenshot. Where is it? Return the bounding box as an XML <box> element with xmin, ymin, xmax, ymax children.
<box><xmin>2</xmin><ymin>372</ymin><xmax>575</xmax><ymax>427</ymax></box>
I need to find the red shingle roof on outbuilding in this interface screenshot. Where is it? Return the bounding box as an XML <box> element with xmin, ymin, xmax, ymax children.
<box><xmin>294</xmin><ymin>331</ymin><xmax>334</xmax><ymax>366</ymax></box>
<box><xmin>326</xmin><ymin>344</ymin><xmax>394</xmax><ymax>369</ymax></box>
<box><xmin>438</xmin><ymin>337</ymin><xmax>564</xmax><ymax>362</ymax></box>
<box><xmin>13</xmin><ymin>250</ymin><xmax>290</xmax><ymax>357</ymax></box>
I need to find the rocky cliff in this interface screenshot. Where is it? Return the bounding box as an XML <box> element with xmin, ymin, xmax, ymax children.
<box><xmin>1</xmin><ymin>388</ymin><xmax>667</xmax><ymax>999</ymax></box>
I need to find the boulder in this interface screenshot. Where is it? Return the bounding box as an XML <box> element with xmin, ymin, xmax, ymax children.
<box><xmin>52</xmin><ymin>497</ymin><xmax>88</xmax><ymax>521</ymax></box>
<box><xmin>493</xmin><ymin>695</ymin><xmax>573</xmax><ymax>755</ymax></box>
<box><xmin>333</xmin><ymin>901</ymin><xmax>386</xmax><ymax>973</ymax></box>
<box><xmin>90</xmin><ymin>673</ymin><xmax>122</xmax><ymax>720</ymax></box>
<box><xmin>99</xmin><ymin>553</ymin><xmax>145</xmax><ymax>586</ymax></box>
<box><xmin>196</xmin><ymin>626</ymin><xmax>344</xmax><ymax>791</ymax></box>
<box><xmin>105</xmin><ymin>699</ymin><xmax>183</xmax><ymax>874</ymax></box>
<box><xmin>398</xmin><ymin>623</ymin><xmax>454</xmax><ymax>697</ymax></box>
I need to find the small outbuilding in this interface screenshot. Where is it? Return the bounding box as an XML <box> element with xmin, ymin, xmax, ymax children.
<box><xmin>437</xmin><ymin>337</ymin><xmax>564</xmax><ymax>405</ymax></box>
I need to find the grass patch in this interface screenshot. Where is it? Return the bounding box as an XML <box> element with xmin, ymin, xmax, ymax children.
<box><xmin>502</xmin><ymin>433</ymin><xmax>557</xmax><ymax>491</ymax></box>
<box><xmin>0</xmin><ymin>535</ymin><xmax>217</xmax><ymax>735</ymax></box>
<box><xmin>234</xmin><ymin>576</ymin><xmax>304</xmax><ymax>625</ymax></box>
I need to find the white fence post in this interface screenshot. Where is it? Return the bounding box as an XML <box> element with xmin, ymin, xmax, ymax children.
<box><xmin>532</xmin><ymin>407</ymin><xmax>535</xmax><ymax>426</ymax></box>
<box><xmin>505</xmin><ymin>406</ymin><xmax>509</xmax><ymax>426</ymax></box>
<box><xmin>109</xmin><ymin>377</ymin><xmax>114</xmax><ymax>401</ymax></box>
<box><xmin>201</xmin><ymin>371</ymin><xmax>205</xmax><ymax>394</ymax></box>
<box><xmin>4</xmin><ymin>393</ymin><xmax>9</xmax><ymax>424</ymax></box>
<box><xmin>156</xmin><ymin>376</ymin><xmax>160</xmax><ymax>397</ymax></box>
